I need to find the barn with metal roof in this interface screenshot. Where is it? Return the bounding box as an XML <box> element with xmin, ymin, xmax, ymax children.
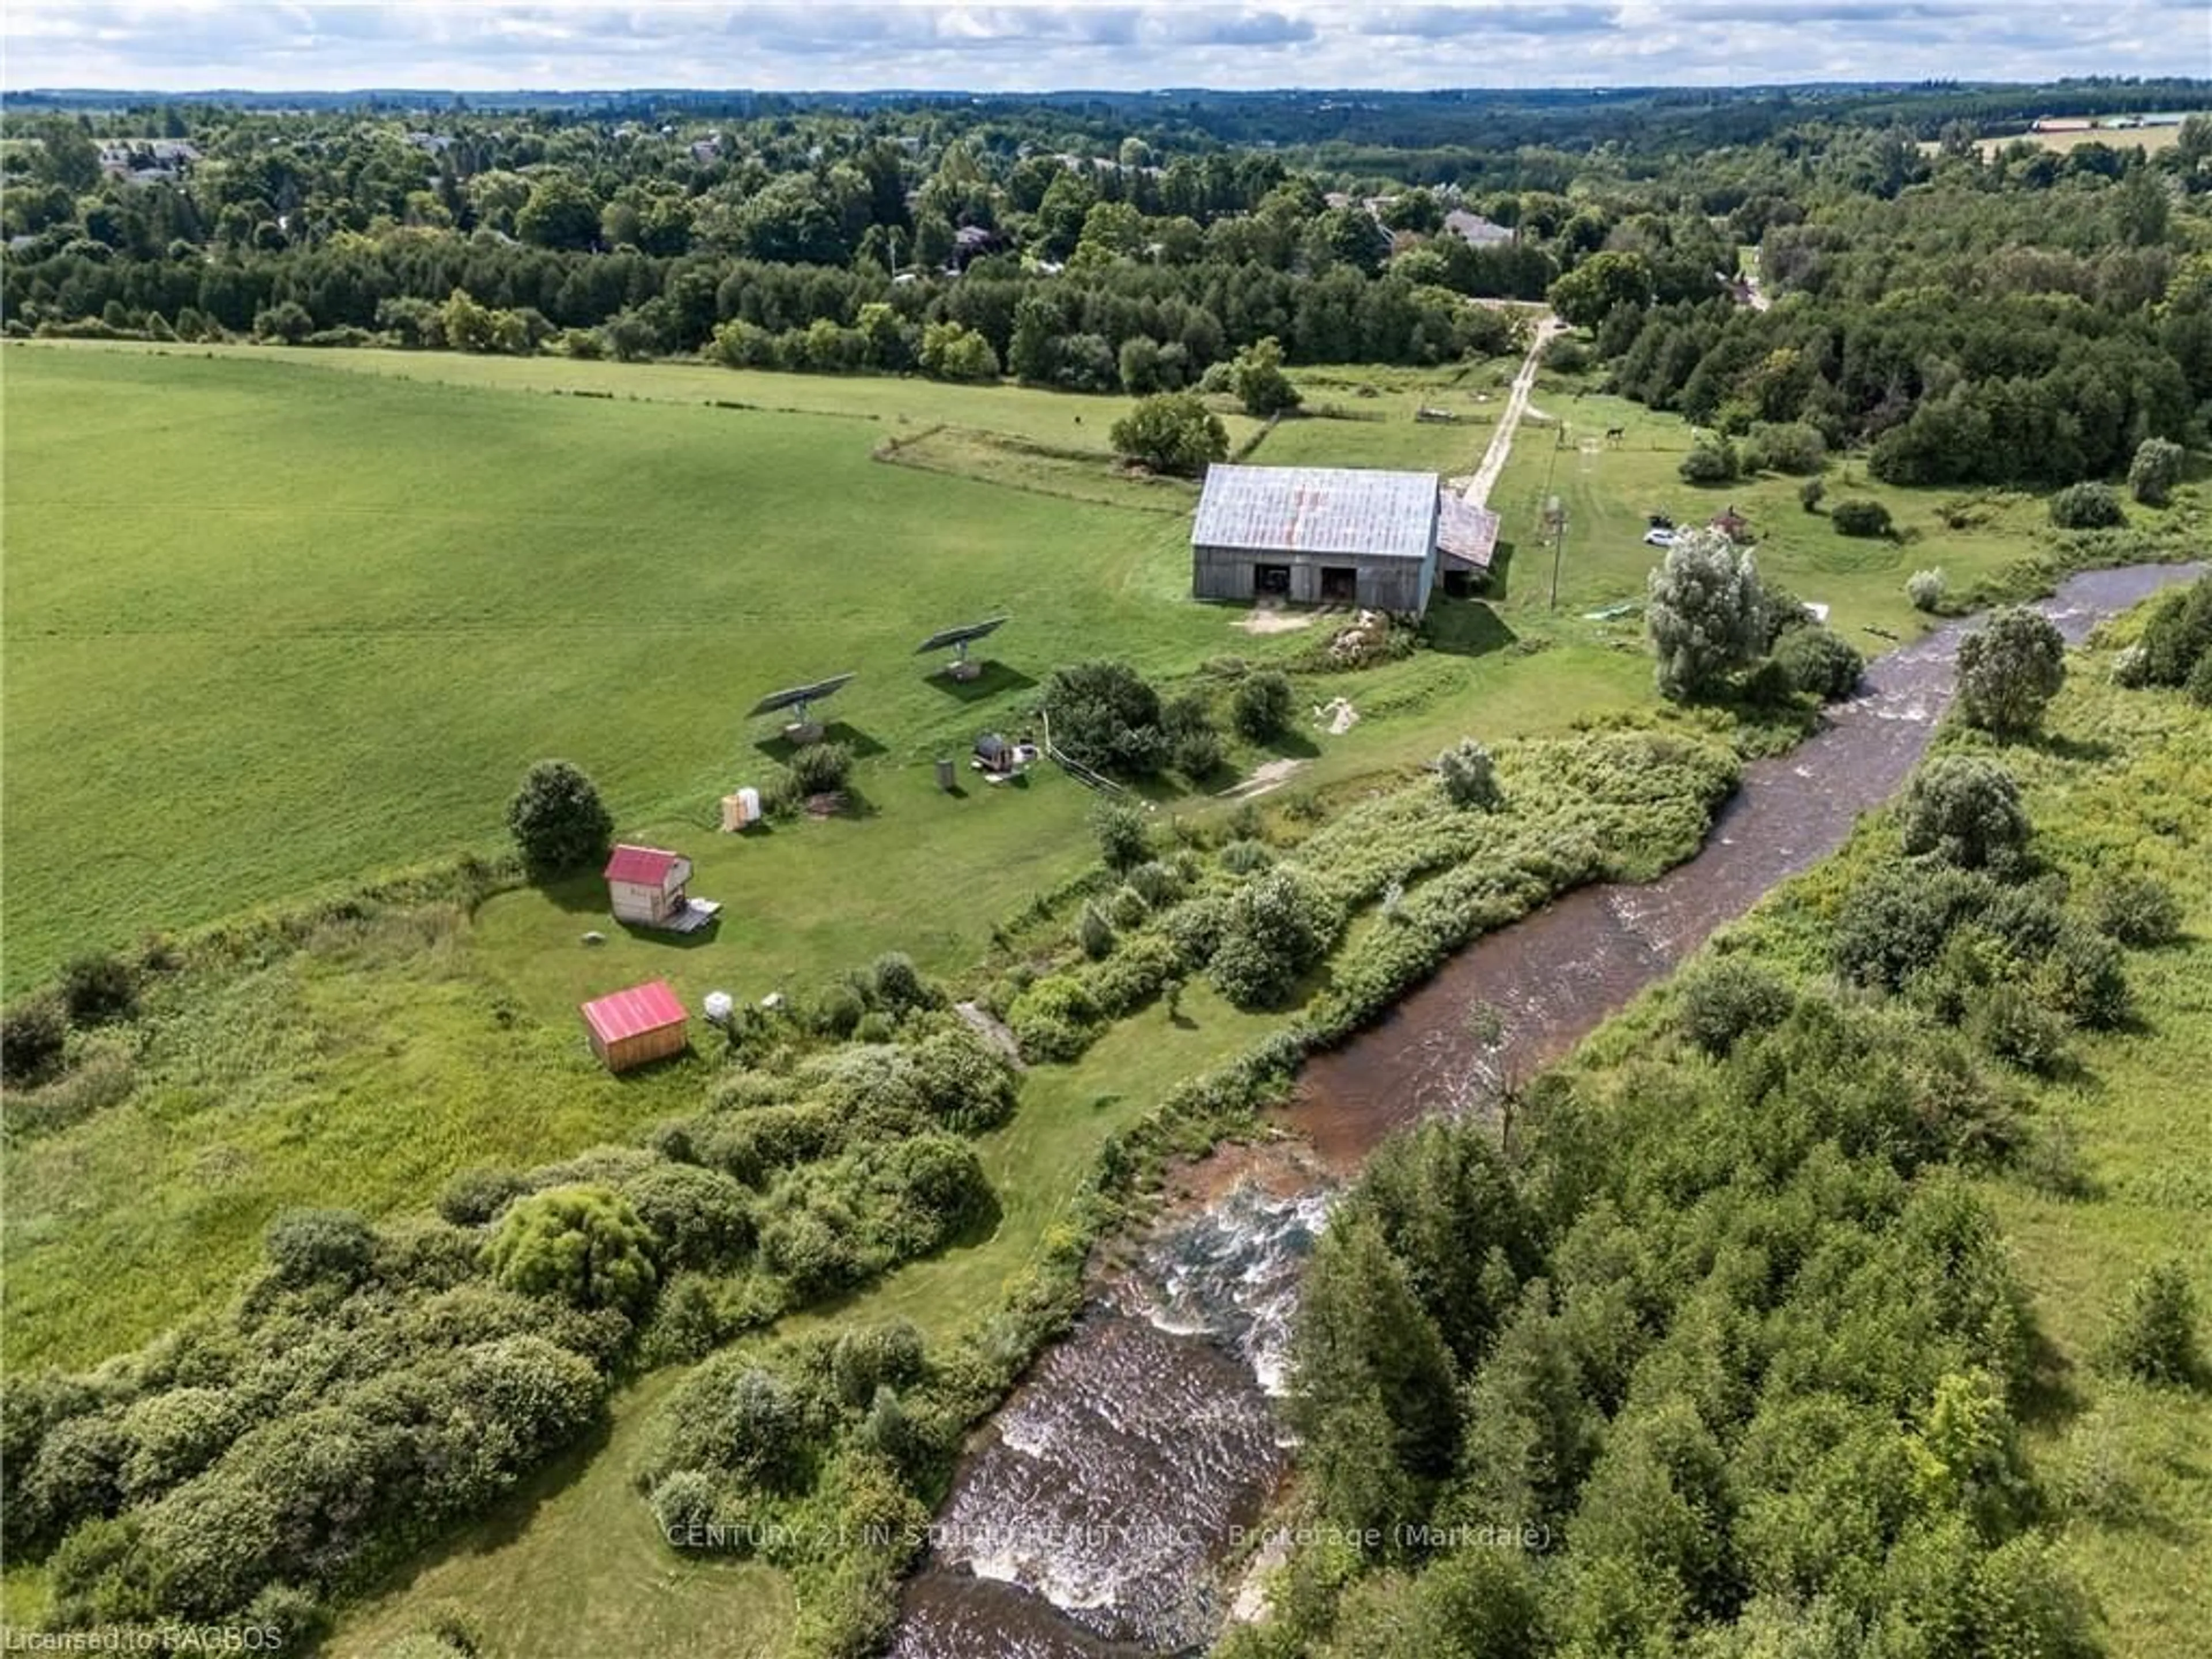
<box><xmin>1191</xmin><ymin>465</ymin><xmax>1442</xmax><ymax>613</ymax></box>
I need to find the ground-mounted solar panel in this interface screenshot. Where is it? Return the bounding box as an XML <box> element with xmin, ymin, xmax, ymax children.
<box><xmin>747</xmin><ymin>673</ymin><xmax>855</xmax><ymax>718</ymax></box>
<box><xmin>915</xmin><ymin>616</ymin><xmax>1010</xmax><ymax>656</ymax></box>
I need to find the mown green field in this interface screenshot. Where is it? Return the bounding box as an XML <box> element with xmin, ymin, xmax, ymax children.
<box><xmin>0</xmin><ymin>341</ymin><xmax>1615</xmax><ymax>997</ymax></box>
<box><xmin>1481</xmin><ymin>376</ymin><xmax>2202</xmax><ymax>643</ymax></box>
<box><xmin>2</xmin><ymin>344</ymin><xmax>1242</xmax><ymax>991</ymax></box>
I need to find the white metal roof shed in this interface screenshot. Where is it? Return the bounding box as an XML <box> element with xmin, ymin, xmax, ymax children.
<box><xmin>1192</xmin><ymin>465</ymin><xmax>1440</xmax><ymax>561</ymax></box>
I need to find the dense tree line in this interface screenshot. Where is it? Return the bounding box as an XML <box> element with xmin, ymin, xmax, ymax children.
<box><xmin>17</xmin><ymin>90</ymin><xmax>2204</xmax><ymax>407</ymax></box>
<box><xmin>1233</xmin><ymin>707</ymin><xmax>2194</xmax><ymax>1656</ymax></box>
<box><xmin>1580</xmin><ymin>135</ymin><xmax>2211</xmax><ymax>488</ymax></box>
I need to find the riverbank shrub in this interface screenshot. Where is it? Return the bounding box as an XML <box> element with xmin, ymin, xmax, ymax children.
<box><xmin>1775</xmin><ymin>625</ymin><xmax>1864</xmax><ymax>700</ymax></box>
<box><xmin>1673</xmin><ymin>957</ymin><xmax>1796</xmax><ymax>1055</ymax></box>
<box><xmin>1646</xmin><ymin>530</ymin><xmax>1764</xmax><ymax>701</ymax></box>
<box><xmin>1958</xmin><ymin>608</ymin><xmax>2066</xmax><ymax>737</ymax></box>
<box><xmin>1899</xmin><ymin>755</ymin><xmax>2031</xmax><ymax>874</ymax></box>
<box><xmin>2050</xmin><ymin>482</ymin><xmax>2124</xmax><ymax>530</ymax></box>
<box><xmin>1209</xmin><ymin>869</ymin><xmax>1325</xmax><ymax>1009</ymax></box>
<box><xmin>1436</xmin><ymin>739</ymin><xmax>1505</xmax><ymax>809</ymax></box>
<box><xmin>2134</xmin><ymin>574</ymin><xmax>2212</xmax><ymax>689</ymax></box>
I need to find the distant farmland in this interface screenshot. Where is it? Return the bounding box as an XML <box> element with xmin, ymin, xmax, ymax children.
<box><xmin>1918</xmin><ymin>119</ymin><xmax>2188</xmax><ymax>161</ymax></box>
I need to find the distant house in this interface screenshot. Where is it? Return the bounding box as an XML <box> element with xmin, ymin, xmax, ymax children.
<box><xmin>1192</xmin><ymin>465</ymin><xmax>1442</xmax><ymax>613</ymax></box>
<box><xmin>97</xmin><ymin>138</ymin><xmax>198</xmax><ymax>186</ymax></box>
<box><xmin>604</xmin><ymin>844</ymin><xmax>693</xmax><ymax>927</ymax></box>
<box><xmin>1441</xmin><ymin>209</ymin><xmax>1514</xmax><ymax>248</ymax></box>
<box><xmin>949</xmin><ymin>224</ymin><xmax>1009</xmax><ymax>270</ymax></box>
<box><xmin>579</xmin><ymin>980</ymin><xmax>689</xmax><ymax>1073</ymax></box>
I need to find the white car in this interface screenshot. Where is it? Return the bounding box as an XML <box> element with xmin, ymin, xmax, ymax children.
<box><xmin>1642</xmin><ymin>527</ymin><xmax>1676</xmax><ymax>547</ymax></box>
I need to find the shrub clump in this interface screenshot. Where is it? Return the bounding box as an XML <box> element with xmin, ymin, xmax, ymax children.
<box><xmin>1</xmin><ymin>993</ymin><xmax>70</xmax><ymax>1088</ymax></box>
<box><xmin>263</xmin><ymin>1209</ymin><xmax>378</xmax><ymax>1289</ymax></box>
<box><xmin>60</xmin><ymin>953</ymin><xmax>139</xmax><ymax>1026</ymax></box>
<box><xmin>1436</xmin><ymin>739</ymin><xmax>1505</xmax><ymax>810</ymax></box>
<box><xmin>1108</xmin><ymin>391</ymin><xmax>1228</xmax><ymax>477</ymax></box>
<box><xmin>1044</xmin><ymin>661</ymin><xmax>1172</xmax><ymax>776</ymax></box>
<box><xmin>506</xmin><ymin>759</ymin><xmax>613</xmax><ymax>878</ymax></box>
<box><xmin>1830</xmin><ymin>498</ymin><xmax>1893</xmax><ymax>538</ymax></box>
<box><xmin>1957</xmin><ymin>608</ymin><xmax>2066</xmax><ymax>738</ymax></box>
<box><xmin>2086</xmin><ymin>871</ymin><xmax>2182</xmax><ymax>948</ymax></box>
<box><xmin>1738</xmin><ymin>421</ymin><xmax>1826</xmax><ymax>475</ymax></box>
<box><xmin>438</xmin><ymin>1166</ymin><xmax>530</xmax><ymax>1227</ymax></box>
<box><xmin>782</xmin><ymin>741</ymin><xmax>854</xmax><ymax>802</ymax></box>
<box><xmin>2135</xmin><ymin>576</ymin><xmax>2212</xmax><ymax>690</ymax></box>
<box><xmin>2048</xmin><ymin>481</ymin><xmax>2124</xmax><ymax>530</ymax></box>
<box><xmin>1078</xmin><ymin>900</ymin><xmax>1116</xmax><ymax>961</ymax></box>
<box><xmin>2126</xmin><ymin>437</ymin><xmax>2185</xmax><ymax>507</ymax></box>
<box><xmin>1007</xmin><ymin>975</ymin><xmax>1100</xmax><ymax>1063</ymax></box>
<box><xmin>1645</xmin><ymin>528</ymin><xmax>1764</xmax><ymax>702</ymax></box>
<box><xmin>1209</xmin><ymin>869</ymin><xmax>1326</xmax><ymax>1009</ymax></box>
<box><xmin>1774</xmin><ymin>627</ymin><xmax>1864</xmax><ymax>700</ymax></box>
<box><xmin>1231</xmin><ymin>671</ymin><xmax>1296</xmax><ymax>743</ymax></box>
<box><xmin>1677</xmin><ymin>436</ymin><xmax>1738</xmax><ymax>485</ymax></box>
<box><xmin>1907</xmin><ymin>569</ymin><xmax>1946</xmax><ymax>612</ymax></box>
<box><xmin>2101</xmin><ymin>1261</ymin><xmax>2203</xmax><ymax>1387</ymax></box>
<box><xmin>1092</xmin><ymin>800</ymin><xmax>1151</xmax><ymax>872</ymax></box>
<box><xmin>482</xmin><ymin>1185</ymin><xmax>659</xmax><ymax>1315</ymax></box>
<box><xmin>1900</xmin><ymin>756</ymin><xmax>2031</xmax><ymax>876</ymax></box>
<box><xmin>1675</xmin><ymin>957</ymin><xmax>1797</xmax><ymax>1057</ymax></box>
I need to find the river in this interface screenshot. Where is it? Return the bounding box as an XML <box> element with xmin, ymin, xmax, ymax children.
<box><xmin>889</xmin><ymin>562</ymin><xmax>2202</xmax><ymax>1658</ymax></box>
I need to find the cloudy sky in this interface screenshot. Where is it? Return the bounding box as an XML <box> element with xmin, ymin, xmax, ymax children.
<box><xmin>5</xmin><ymin>1</ymin><xmax>2205</xmax><ymax>92</ymax></box>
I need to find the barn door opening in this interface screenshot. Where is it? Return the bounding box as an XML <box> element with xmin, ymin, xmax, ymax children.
<box><xmin>1253</xmin><ymin>563</ymin><xmax>1292</xmax><ymax>597</ymax></box>
<box><xmin>1320</xmin><ymin>566</ymin><xmax>1358</xmax><ymax>603</ymax></box>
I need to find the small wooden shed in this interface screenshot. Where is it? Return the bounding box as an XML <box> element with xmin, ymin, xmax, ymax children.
<box><xmin>579</xmin><ymin>979</ymin><xmax>689</xmax><ymax>1073</ymax></box>
<box><xmin>604</xmin><ymin>844</ymin><xmax>692</xmax><ymax>927</ymax></box>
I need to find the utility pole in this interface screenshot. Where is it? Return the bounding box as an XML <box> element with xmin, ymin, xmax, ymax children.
<box><xmin>1550</xmin><ymin>501</ymin><xmax>1569</xmax><ymax>612</ymax></box>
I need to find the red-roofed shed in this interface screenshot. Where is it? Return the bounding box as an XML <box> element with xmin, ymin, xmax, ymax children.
<box><xmin>579</xmin><ymin>979</ymin><xmax>690</xmax><ymax>1073</ymax></box>
<box><xmin>603</xmin><ymin>843</ymin><xmax>692</xmax><ymax>927</ymax></box>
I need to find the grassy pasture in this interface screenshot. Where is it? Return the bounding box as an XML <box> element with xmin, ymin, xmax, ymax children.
<box><xmin>0</xmin><ymin>345</ymin><xmax>1250</xmax><ymax>990</ymax></box>
<box><xmin>1480</xmin><ymin>377</ymin><xmax>2199</xmax><ymax>642</ymax></box>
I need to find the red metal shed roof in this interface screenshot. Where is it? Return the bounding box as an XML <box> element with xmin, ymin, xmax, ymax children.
<box><xmin>579</xmin><ymin>979</ymin><xmax>688</xmax><ymax>1046</ymax></box>
<box><xmin>604</xmin><ymin>844</ymin><xmax>683</xmax><ymax>885</ymax></box>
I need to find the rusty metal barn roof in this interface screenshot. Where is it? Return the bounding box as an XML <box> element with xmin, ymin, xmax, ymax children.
<box><xmin>1192</xmin><ymin>465</ymin><xmax>1440</xmax><ymax>561</ymax></box>
<box><xmin>1437</xmin><ymin>495</ymin><xmax>1501</xmax><ymax>569</ymax></box>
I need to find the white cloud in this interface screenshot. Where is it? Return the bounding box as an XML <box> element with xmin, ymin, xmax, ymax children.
<box><xmin>1</xmin><ymin>0</ymin><xmax>2198</xmax><ymax>91</ymax></box>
